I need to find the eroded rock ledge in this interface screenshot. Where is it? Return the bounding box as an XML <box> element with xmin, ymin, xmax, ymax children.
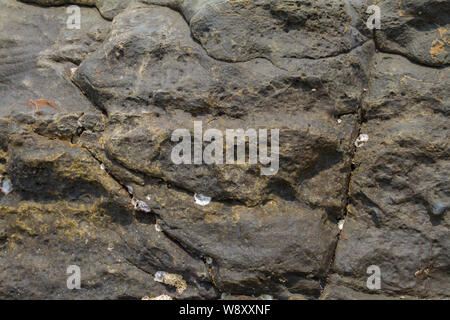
<box><xmin>0</xmin><ymin>0</ymin><xmax>448</xmax><ymax>299</ymax></box>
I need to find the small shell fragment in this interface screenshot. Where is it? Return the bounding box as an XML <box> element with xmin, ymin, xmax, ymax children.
<box><xmin>338</xmin><ymin>219</ymin><xmax>345</xmax><ymax>230</ymax></box>
<box><xmin>1</xmin><ymin>179</ymin><xmax>13</xmax><ymax>195</ymax></box>
<box><xmin>194</xmin><ymin>193</ymin><xmax>211</xmax><ymax>206</ymax></box>
<box><xmin>155</xmin><ymin>223</ymin><xmax>162</xmax><ymax>232</ymax></box>
<box><xmin>126</xmin><ymin>186</ymin><xmax>134</xmax><ymax>195</ymax></box>
<box><xmin>132</xmin><ymin>199</ymin><xmax>151</xmax><ymax>213</ymax></box>
<box><xmin>154</xmin><ymin>271</ymin><xmax>166</xmax><ymax>283</ymax></box>
<box><xmin>355</xmin><ymin>134</ymin><xmax>369</xmax><ymax>147</ymax></box>
<box><xmin>100</xmin><ymin>163</ymin><xmax>105</xmax><ymax>170</ymax></box>
<box><xmin>70</xmin><ymin>67</ymin><xmax>78</xmax><ymax>76</ymax></box>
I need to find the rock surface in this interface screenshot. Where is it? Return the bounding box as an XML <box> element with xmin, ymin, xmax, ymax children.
<box><xmin>0</xmin><ymin>0</ymin><xmax>448</xmax><ymax>299</ymax></box>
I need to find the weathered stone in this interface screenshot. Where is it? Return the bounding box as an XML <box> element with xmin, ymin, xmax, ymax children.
<box><xmin>327</xmin><ymin>53</ymin><xmax>449</xmax><ymax>299</ymax></box>
<box><xmin>375</xmin><ymin>0</ymin><xmax>449</xmax><ymax>67</ymax></box>
<box><xmin>188</xmin><ymin>0</ymin><xmax>367</xmax><ymax>64</ymax></box>
<box><xmin>0</xmin><ymin>0</ymin><xmax>448</xmax><ymax>300</ymax></box>
<box><xmin>19</xmin><ymin>0</ymin><xmax>132</xmax><ymax>20</ymax></box>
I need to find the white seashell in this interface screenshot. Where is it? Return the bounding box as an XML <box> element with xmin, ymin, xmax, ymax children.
<box><xmin>338</xmin><ymin>219</ymin><xmax>345</xmax><ymax>230</ymax></box>
<box><xmin>1</xmin><ymin>179</ymin><xmax>13</xmax><ymax>195</ymax></box>
<box><xmin>355</xmin><ymin>134</ymin><xmax>369</xmax><ymax>147</ymax></box>
<box><xmin>194</xmin><ymin>193</ymin><xmax>211</xmax><ymax>206</ymax></box>
<box><xmin>132</xmin><ymin>199</ymin><xmax>151</xmax><ymax>213</ymax></box>
<box><xmin>154</xmin><ymin>271</ymin><xmax>166</xmax><ymax>283</ymax></box>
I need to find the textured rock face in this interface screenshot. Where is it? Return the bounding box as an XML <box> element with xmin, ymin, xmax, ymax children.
<box><xmin>323</xmin><ymin>53</ymin><xmax>449</xmax><ymax>299</ymax></box>
<box><xmin>0</xmin><ymin>0</ymin><xmax>448</xmax><ymax>299</ymax></box>
<box><xmin>375</xmin><ymin>0</ymin><xmax>449</xmax><ymax>67</ymax></box>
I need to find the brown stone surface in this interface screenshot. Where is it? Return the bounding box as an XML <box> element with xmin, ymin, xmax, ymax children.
<box><xmin>0</xmin><ymin>0</ymin><xmax>448</xmax><ymax>299</ymax></box>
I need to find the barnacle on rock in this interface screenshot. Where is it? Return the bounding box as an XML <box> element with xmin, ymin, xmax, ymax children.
<box><xmin>132</xmin><ymin>198</ymin><xmax>151</xmax><ymax>213</ymax></box>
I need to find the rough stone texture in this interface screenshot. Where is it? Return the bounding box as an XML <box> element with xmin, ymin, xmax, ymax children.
<box><xmin>375</xmin><ymin>0</ymin><xmax>449</xmax><ymax>67</ymax></box>
<box><xmin>0</xmin><ymin>0</ymin><xmax>448</xmax><ymax>299</ymax></box>
<box><xmin>19</xmin><ymin>0</ymin><xmax>132</xmax><ymax>20</ymax></box>
<box><xmin>324</xmin><ymin>53</ymin><xmax>449</xmax><ymax>299</ymax></box>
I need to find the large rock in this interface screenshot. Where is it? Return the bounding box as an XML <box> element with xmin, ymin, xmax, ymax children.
<box><xmin>0</xmin><ymin>0</ymin><xmax>448</xmax><ymax>300</ymax></box>
<box><xmin>375</xmin><ymin>0</ymin><xmax>449</xmax><ymax>67</ymax></box>
<box><xmin>324</xmin><ymin>53</ymin><xmax>449</xmax><ymax>299</ymax></box>
<box><xmin>0</xmin><ymin>0</ymin><xmax>215</xmax><ymax>299</ymax></box>
<box><xmin>187</xmin><ymin>0</ymin><xmax>367</xmax><ymax>63</ymax></box>
<box><xmin>70</xmin><ymin>3</ymin><xmax>375</xmax><ymax>296</ymax></box>
<box><xmin>19</xmin><ymin>0</ymin><xmax>132</xmax><ymax>20</ymax></box>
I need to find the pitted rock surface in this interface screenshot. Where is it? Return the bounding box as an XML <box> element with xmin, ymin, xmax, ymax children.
<box><xmin>0</xmin><ymin>0</ymin><xmax>448</xmax><ymax>299</ymax></box>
